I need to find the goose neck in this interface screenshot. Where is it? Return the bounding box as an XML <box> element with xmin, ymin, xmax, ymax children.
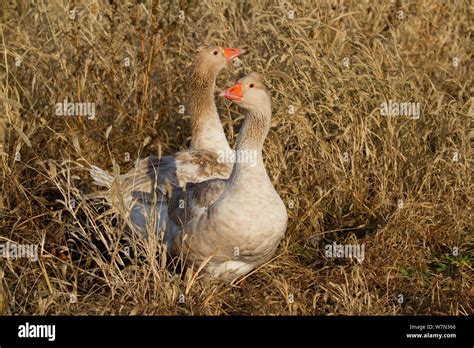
<box><xmin>228</xmin><ymin>107</ymin><xmax>271</xmax><ymax>180</ymax></box>
<box><xmin>188</xmin><ymin>67</ymin><xmax>229</xmax><ymax>151</ymax></box>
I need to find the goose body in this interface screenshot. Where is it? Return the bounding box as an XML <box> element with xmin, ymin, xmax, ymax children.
<box><xmin>90</xmin><ymin>45</ymin><xmax>244</xmax><ymax>237</ymax></box>
<box><xmin>166</xmin><ymin>73</ymin><xmax>288</xmax><ymax>280</ymax></box>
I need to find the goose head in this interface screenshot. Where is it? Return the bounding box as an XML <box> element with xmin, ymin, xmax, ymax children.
<box><xmin>220</xmin><ymin>72</ymin><xmax>271</xmax><ymax>112</ymax></box>
<box><xmin>194</xmin><ymin>45</ymin><xmax>245</xmax><ymax>74</ymax></box>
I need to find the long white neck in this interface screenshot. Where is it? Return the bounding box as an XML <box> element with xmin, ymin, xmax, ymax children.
<box><xmin>188</xmin><ymin>66</ymin><xmax>230</xmax><ymax>153</ymax></box>
<box><xmin>226</xmin><ymin>104</ymin><xmax>272</xmax><ymax>187</ymax></box>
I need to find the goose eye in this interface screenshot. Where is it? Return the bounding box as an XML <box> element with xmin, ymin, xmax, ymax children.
<box><xmin>213</xmin><ymin>51</ymin><xmax>218</xmax><ymax>55</ymax></box>
<box><xmin>249</xmin><ymin>83</ymin><xmax>254</xmax><ymax>88</ymax></box>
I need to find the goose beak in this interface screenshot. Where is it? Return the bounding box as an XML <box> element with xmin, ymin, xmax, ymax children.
<box><xmin>223</xmin><ymin>48</ymin><xmax>245</xmax><ymax>62</ymax></box>
<box><xmin>220</xmin><ymin>82</ymin><xmax>243</xmax><ymax>101</ymax></box>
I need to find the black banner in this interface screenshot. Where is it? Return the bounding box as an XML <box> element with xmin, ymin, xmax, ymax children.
<box><xmin>0</xmin><ymin>316</ymin><xmax>471</xmax><ymax>346</ymax></box>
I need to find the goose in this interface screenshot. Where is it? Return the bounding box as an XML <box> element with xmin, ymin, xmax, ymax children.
<box><xmin>166</xmin><ymin>72</ymin><xmax>288</xmax><ymax>280</ymax></box>
<box><xmin>90</xmin><ymin>45</ymin><xmax>245</xmax><ymax>234</ymax></box>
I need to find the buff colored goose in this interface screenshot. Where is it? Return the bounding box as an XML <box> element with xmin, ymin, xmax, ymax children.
<box><xmin>90</xmin><ymin>45</ymin><xmax>244</xmax><ymax>234</ymax></box>
<box><xmin>166</xmin><ymin>73</ymin><xmax>288</xmax><ymax>280</ymax></box>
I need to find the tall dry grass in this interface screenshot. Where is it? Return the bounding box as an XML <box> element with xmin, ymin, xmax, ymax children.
<box><xmin>0</xmin><ymin>0</ymin><xmax>472</xmax><ymax>315</ymax></box>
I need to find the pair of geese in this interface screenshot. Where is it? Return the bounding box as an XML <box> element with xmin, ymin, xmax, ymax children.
<box><xmin>90</xmin><ymin>45</ymin><xmax>288</xmax><ymax>281</ymax></box>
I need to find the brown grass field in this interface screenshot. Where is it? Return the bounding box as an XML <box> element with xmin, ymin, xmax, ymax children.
<box><xmin>0</xmin><ymin>0</ymin><xmax>472</xmax><ymax>315</ymax></box>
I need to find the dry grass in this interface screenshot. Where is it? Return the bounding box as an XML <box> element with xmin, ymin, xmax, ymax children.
<box><xmin>0</xmin><ymin>0</ymin><xmax>472</xmax><ymax>315</ymax></box>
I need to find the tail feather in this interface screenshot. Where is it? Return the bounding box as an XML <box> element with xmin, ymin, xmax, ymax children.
<box><xmin>88</xmin><ymin>163</ymin><xmax>169</xmax><ymax>239</ymax></box>
<box><xmin>90</xmin><ymin>165</ymin><xmax>114</xmax><ymax>189</ymax></box>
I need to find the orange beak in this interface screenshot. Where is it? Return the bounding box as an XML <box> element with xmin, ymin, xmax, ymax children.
<box><xmin>220</xmin><ymin>82</ymin><xmax>243</xmax><ymax>101</ymax></box>
<box><xmin>223</xmin><ymin>48</ymin><xmax>245</xmax><ymax>62</ymax></box>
